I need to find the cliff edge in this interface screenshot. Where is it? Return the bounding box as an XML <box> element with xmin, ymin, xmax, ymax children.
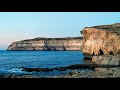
<box><xmin>7</xmin><ymin>37</ymin><xmax>83</xmax><ymax>51</ymax></box>
<box><xmin>81</xmin><ymin>23</ymin><xmax>120</xmax><ymax>66</ymax></box>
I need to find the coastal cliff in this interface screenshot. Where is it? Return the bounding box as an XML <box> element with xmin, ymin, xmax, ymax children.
<box><xmin>7</xmin><ymin>37</ymin><xmax>83</xmax><ymax>51</ymax></box>
<box><xmin>81</xmin><ymin>23</ymin><xmax>120</xmax><ymax>66</ymax></box>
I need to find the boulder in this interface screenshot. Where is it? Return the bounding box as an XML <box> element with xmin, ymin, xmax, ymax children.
<box><xmin>92</xmin><ymin>55</ymin><xmax>120</xmax><ymax>66</ymax></box>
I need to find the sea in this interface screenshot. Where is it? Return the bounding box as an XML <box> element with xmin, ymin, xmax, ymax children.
<box><xmin>0</xmin><ymin>50</ymin><xmax>92</xmax><ymax>77</ymax></box>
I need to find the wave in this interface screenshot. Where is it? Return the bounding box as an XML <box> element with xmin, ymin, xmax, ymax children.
<box><xmin>0</xmin><ymin>68</ymin><xmax>31</xmax><ymax>74</ymax></box>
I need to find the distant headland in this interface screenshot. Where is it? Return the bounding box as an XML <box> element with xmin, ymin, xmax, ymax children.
<box><xmin>7</xmin><ymin>37</ymin><xmax>83</xmax><ymax>51</ymax></box>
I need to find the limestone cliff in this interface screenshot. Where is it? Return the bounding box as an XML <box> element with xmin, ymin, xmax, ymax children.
<box><xmin>7</xmin><ymin>37</ymin><xmax>83</xmax><ymax>51</ymax></box>
<box><xmin>81</xmin><ymin>23</ymin><xmax>120</xmax><ymax>57</ymax></box>
<box><xmin>81</xmin><ymin>23</ymin><xmax>120</xmax><ymax>66</ymax></box>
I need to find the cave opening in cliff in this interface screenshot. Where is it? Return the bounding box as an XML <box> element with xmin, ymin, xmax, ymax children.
<box><xmin>63</xmin><ymin>47</ymin><xmax>66</xmax><ymax>51</ymax></box>
<box><xmin>110</xmin><ymin>51</ymin><xmax>114</xmax><ymax>55</ymax></box>
<box><xmin>92</xmin><ymin>52</ymin><xmax>95</xmax><ymax>55</ymax></box>
<box><xmin>47</xmin><ymin>48</ymin><xmax>50</xmax><ymax>51</ymax></box>
<box><xmin>99</xmin><ymin>49</ymin><xmax>104</xmax><ymax>55</ymax></box>
<box><xmin>54</xmin><ymin>47</ymin><xmax>56</xmax><ymax>51</ymax></box>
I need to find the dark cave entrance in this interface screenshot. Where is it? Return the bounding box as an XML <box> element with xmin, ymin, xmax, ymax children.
<box><xmin>110</xmin><ymin>51</ymin><xmax>114</xmax><ymax>55</ymax></box>
<box><xmin>54</xmin><ymin>47</ymin><xmax>56</xmax><ymax>51</ymax></box>
<box><xmin>63</xmin><ymin>47</ymin><xmax>66</xmax><ymax>51</ymax></box>
<box><xmin>99</xmin><ymin>49</ymin><xmax>104</xmax><ymax>55</ymax></box>
<box><xmin>47</xmin><ymin>48</ymin><xmax>50</xmax><ymax>51</ymax></box>
<box><xmin>92</xmin><ymin>49</ymin><xmax>104</xmax><ymax>55</ymax></box>
<box><xmin>92</xmin><ymin>52</ymin><xmax>95</xmax><ymax>55</ymax></box>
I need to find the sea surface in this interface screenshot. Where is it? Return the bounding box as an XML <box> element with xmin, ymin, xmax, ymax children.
<box><xmin>0</xmin><ymin>50</ymin><xmax>92</xmax><ymax>77</ymax></box>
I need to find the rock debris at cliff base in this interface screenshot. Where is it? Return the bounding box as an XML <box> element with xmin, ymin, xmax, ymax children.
<box><xmin>1</xmin><ymin>67</ymin><xmax>120</xmax><ymax>78</ymax></box>
<box><xmin>51</xmin><ymin>67</ymin><xmax>120</xmax><ymax>78</ymax></box>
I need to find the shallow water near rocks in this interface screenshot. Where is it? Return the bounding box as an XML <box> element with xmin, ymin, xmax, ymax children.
<box><xmin>0</xmin><ymin>50</ymin><xmax>93</xmax><ymax>77</ymax></box>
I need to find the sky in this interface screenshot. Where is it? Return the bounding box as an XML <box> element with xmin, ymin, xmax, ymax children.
<box><xmin>0</xmin><ymin>12</ymin><xmax>120</xmax><ymax>50</ymax></box>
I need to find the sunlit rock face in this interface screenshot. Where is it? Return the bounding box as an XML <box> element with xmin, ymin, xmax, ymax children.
<box><xmin>7</xmin><ymin>37</ymin><xmax>83</xmax><ymax>51</ymax></box>
<box><xmin>81</xmin><ymin>23</ymin><xmax>120</xmax><ymax>57</ymax></box>
<box><xmin>81</xmin><ymin>23</ymin><xmax>120</xmax><ymax>66</ymax></box>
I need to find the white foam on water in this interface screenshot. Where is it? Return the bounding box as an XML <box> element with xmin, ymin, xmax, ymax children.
<box><xmin>7</xmin><ymin>68</ymin><xmax>23</xmax><ymax>73</ymax></box>
<box><xmin>0</xmin><ymin>68</ymin><xmax>31</xmax><ymax>74</ymax></box>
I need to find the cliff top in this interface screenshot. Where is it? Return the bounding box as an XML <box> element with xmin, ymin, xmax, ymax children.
<box><xmin>22</xmin><ymin>37</ymin><xmax>83</xmax><ymax>41</ymax></box>
<box><xmin>85</xmin><ymin>23</ymin><xmax>120</xmax><ymax>35</ymax></box>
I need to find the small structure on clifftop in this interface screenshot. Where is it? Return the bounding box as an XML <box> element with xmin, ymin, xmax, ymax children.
<box><xmin>81</xmin><ymin>23</ymin><xmax>120</xmax><ymax>66</ymax></box>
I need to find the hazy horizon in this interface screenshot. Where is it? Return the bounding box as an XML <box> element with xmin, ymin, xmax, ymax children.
<box><xmin>0</xmin><ymin>12</ymin><xmax>120</xmax><ymax>50</ymax></box>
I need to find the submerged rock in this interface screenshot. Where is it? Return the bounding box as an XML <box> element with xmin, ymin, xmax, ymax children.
<box><xmin>22</xmin><ymin>64</ymin><xmax>97</xmax><ymax>72</ymax></box>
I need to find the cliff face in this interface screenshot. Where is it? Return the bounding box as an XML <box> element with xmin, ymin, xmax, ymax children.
<box><xmin>81</xmin><ymin>23</ymin><xmax>120</xmax><ymax>56</ymax></box>
<box><xmin>7</xmin><ymin>37</ymin><xmax>83</xmax><ymax>51</ymax></box>
<box><xmin>81</xmin><ymin>23</ymin><xmax>120</xmax><ymax>66</ymax></box>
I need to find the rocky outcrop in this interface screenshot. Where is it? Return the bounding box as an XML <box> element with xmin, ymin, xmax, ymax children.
<box><xmin>7</xmin><ymin>37</ymin><xmax>83</xmax><ymax>51</ymax></box>
<box><xmin>92</xmin><ymin>55</ymin><xmax>120</xmax><ymax>66</ymax></box>
<box><xmin>81</xmin><ymin>23</ymin><xmax>120</xmax><ymax>57</ymax></box>
<box><xmin>81</xmin><ymin>23</ymin><xmax>120</xmax><ymax>66</ymax></box>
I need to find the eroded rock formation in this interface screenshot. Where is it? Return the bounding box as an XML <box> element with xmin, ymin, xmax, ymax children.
<box><xmin>7</xmin><ymin>37</ymin><xmax>83</xmax><ymax>51</ymax></box>
<box><xmin>81</xmin><ymin>23</ymin><xmax>120</xmax><ymax>56</ymax></box>
<box><xmin>81</xmin><ymin>23</ymin><xmax>120</xmax><ymax>66</ymax></box>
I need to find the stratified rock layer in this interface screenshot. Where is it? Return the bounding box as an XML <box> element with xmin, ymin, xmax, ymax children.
<box><xmin>81</xmin><ymin>23</ymin><xmax>120</xmax><ymax>66</ymax></box>
<box><xmin>7</xmin><ymin>37</ymin><xmax>83</xmax><ymax>51</ymax></box>
<box><xmin>81</xmin><ymin>23</ymin><xmax>120</xmax><ymax>56</ymax></box>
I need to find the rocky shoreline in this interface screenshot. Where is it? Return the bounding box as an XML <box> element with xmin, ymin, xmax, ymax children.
<box><xmin>0</xmin><ymin>64</ymin><xmax>120</xmax><ymax>78</ymax></box>
<box><xmin>1</xmin><ymin>67</ymin><xmax>120</xmax><ymax>78</ymax></box>
<box><xmin>4</xmin><ymin>23</ymin><xmax>120</xmax><ymax>78</ymax></box>
<box><xmin>51</xmin><ymin>67</ymin><xmax>120</xmax><ymax>78</ymax></box>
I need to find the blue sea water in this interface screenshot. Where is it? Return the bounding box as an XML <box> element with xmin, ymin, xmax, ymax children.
<box><xmin>0</xmin><ymin>50</ymin><xmax>91</xmax><ymax>77</ymax></box>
